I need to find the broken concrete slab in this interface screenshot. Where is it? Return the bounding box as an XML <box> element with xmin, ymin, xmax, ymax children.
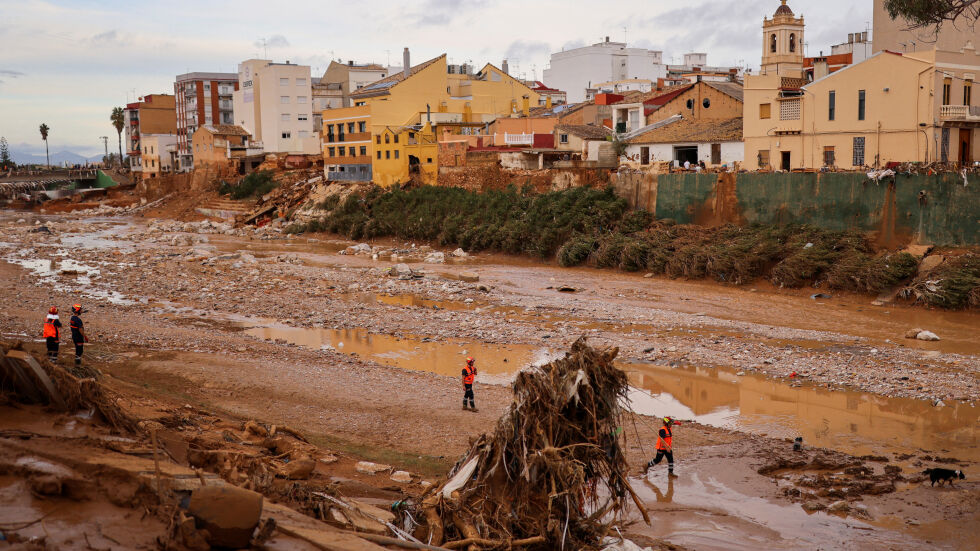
<box><xmin>188</xmin><ymin>484</ymin><xmax>264</xmax><ymax>548</ymax></box>
<box><xmin>354</xmin><ymin>461</ymin><xmax>391</xmax><ymax>475</ymax></box>
<box><xmin>390</xmin><ymin>470</ymin><xmax>412</xmax><ymax>483</ymax></box>
<box><xmin>458</xmin><ymin>271</ymin><xmax>479</xmax><ymax>283</ymax></box>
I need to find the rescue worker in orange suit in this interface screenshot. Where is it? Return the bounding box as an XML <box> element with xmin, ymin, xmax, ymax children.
<box><xmin>461</xmin><ymin>356</ymin><xmax>477</xmax><ymax>411</ymax></box>
<box><xmin>42</xmin><ymin>306</ymin><xmax>62</xmax><ymax>362</ymax></box>
<box><xmin>69</xmin><ymin>304</ymin><xmax>88</xmax><ymax>368</ymax></box>
<box><xmin>644</xmin><ymin>416</ymin><xmax>681</xmax><ymax>476</ymax></box>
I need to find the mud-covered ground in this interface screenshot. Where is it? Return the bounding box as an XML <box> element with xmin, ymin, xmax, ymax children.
<box><xmin>1</xmin><ymin>210</ymin><xmax>978</xmax><ymax>550</ymax></box>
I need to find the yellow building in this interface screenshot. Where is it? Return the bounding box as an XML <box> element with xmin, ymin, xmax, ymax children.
<box><xmin>744</xmin><ymin>1</ymin><xmax>980</xmax><ymax>170</ymax></box>
<box><xmin>321</xmin><ymin>50</ymin><xmax>539</xmax><ymax>186</ymax></box>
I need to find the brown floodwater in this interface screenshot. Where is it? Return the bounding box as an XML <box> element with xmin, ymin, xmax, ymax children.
<box><xmin>241</xmin><ymin>323</ymin><xmax>553</xmax><ymax>384</ymax></box>
<box><xmin>625</xmin><ymin>361</ymin><xmax>979</xmax><ymax>464</ymax></box>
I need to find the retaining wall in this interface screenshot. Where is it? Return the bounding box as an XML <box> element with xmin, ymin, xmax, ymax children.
<box><xmin>612</xmin><ymin>171</ymin><xmax>980</xmax><ymax>246</ymax></box>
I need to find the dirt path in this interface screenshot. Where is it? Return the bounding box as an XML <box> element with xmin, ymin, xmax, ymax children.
<box><xmin>1</xmin><ymin>211</ymin><xmax>978</xmax><ymax>549</ymax></box>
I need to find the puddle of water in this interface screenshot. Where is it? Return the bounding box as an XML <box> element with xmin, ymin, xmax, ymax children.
<box><xmin>624</xmin><ymin>361</ymin><xmax>979</xmax><ymax>463</ymax></box>
<box><xmin>3</xmin><ymin>256</ymin><xmax>135</xmax><ymax>306</ymax></box>
<box><xmin>630</xmin><ymin>471</ymin><xmax>911</xmax><ymax>550</ymax></box>
<box><xmin>241</xmin><ymin>323</ymin><xmax>552</xmax><ymax>382</ymax></box>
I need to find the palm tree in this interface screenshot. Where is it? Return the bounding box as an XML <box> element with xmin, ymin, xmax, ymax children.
<box><xmin>110</xmin><ymin>107</ymin><xmax>125</xmax><ymax>167</ymax></box>
<box><xmin>39</xmin><ymin>123</ymin><xmax>50</xmax><ymax>168</ymax></box>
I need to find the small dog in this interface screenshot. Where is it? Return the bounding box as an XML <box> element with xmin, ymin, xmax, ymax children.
<box><xmin>922</xmin><ymin>468</ymin><xmax>966</xmax><ymax>487</ymax></box>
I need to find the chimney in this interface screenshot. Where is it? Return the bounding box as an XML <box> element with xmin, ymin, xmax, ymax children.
<box><xmin>546</xmin><ymin>95</ymin><xmax>552</xmax><ymax>109</ymax></box>
<box><xmin>848</xmin><ymin>33</ymin><xmax>854</xmax><ymax>44</ymax></box>
<box><xmin>814</xmin><ymin>58</ymin><xmax>830</xmax><ymax>80</ymax></box>
<box><xmin>501</xmin><ymin>59</ymin><xmax>509</xmax><ymax>75</ymax></box>
<box><xmin>862</xmin><ymin>31</ymin><xmax>869</xmax><ymax>42</ymax></box>
<box><xmin>522</xmin><ymin>95</ymin><xmax>530</xmax><ymax>116</ymax></box>
<box><xmin>426</xmin><ymin>103</ymin><xmax>431</xmax><ymax>122</ymax></box>
<box><xmin>348</xmin><ymin>60</ymin><xmax>353</xmax><ymax>66</ymax></box>
<box><xmin>403</xmin><ymin>48</ymin><xmax>411</xmax><ymax>79</ymax></box>
<box><xmin>605</xmin><ymin>36</ymin><xmax>610</xmax><ymax>43</ymax></box>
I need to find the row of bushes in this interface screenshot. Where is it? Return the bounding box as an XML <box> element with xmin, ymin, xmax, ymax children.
<box><xmin>558</xmin><ymin>224</ymin><xmax>920</xmax><ymax>295</ymax></box>
<box><xmin>289</xmin><ymin>184</ymin><xmax>977</xmax><ymax>309</ymax></box>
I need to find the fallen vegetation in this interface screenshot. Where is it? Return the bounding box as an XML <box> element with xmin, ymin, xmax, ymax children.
<box><xmin>218</xmin><ymin>169</ymin><xmax>278</xmax><ymax>200</ymax></box>
<box><xmin>288</xmin><ymin>184</ymin><xmax>979</xmax><ymax>308</ymax></box>
<box><xmin>413</xmin><ymin>337</ymin><xmax>646</xmax><ymax>549</ymax></box>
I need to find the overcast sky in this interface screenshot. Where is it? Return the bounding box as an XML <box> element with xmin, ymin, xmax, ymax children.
<box><xmin>0</xmin><ymin>0</ymin><xmax>873</xmax><ymax>155</ymax></box>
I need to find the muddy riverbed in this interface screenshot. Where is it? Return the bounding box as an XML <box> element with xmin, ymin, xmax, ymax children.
<box><xmin>1</xmin><ymin>211</ymin><xmax>978</xmax><ymax>549</ymax></box>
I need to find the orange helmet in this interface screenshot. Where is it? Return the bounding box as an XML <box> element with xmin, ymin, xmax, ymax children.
<box><xmin>466</xmin><ymin>356</ymin><xmax>475</xmax><ymax>366</ymax></box>
<box><xmin>72</xmin><ymin>304</ymin><xmax>82</xmax><ymax>314</ymax></box>
<box><xmin>49</xmin><ymin>306</ymin><xmax>58</xmax><ymax>315</ymax></box>
<box><xmin>663</xmin><ymin>416</ymin><xmax>673</xmax><ymax>425</ymax></box>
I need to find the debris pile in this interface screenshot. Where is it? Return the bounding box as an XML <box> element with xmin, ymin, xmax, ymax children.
<box><xmin>415</xmin><ymin>337</ymin><xmax>646</xmax><ymax>550</ymax></box>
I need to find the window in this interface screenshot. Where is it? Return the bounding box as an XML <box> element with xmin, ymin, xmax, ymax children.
<box><xmin>297</xmin><ymin>96</ymin><xmax>307</xmax><ymax>103</ymax></box>
<box><xmin>758</xmin><ymin>150</ymin><xmax>770</xmax><ymax>167</ymax></box>
<box><xmin>281</xmin><ymin>96</ymin><xmax>290</xmax><ymax>104</ymax></box>
<box><xmin>328</xmin><ymin>147</ymin><xmax>335</xmax><ymax>157</ymax></box>
<box><xmin>377</xmin><ymin>150</ymin><xmax>381</xmax><ymax>159</ymax></box>
<box><xmin>852</xmin><ymin>137</ymin><xmax>865</xmax><ymax>166</ymax></box>
<box><xmin>296</xmin><ymin>78</ymin><xmax>307</xmax><ymax>86</ymax></box>
<box><xmin>281</xmin><ymin>113</ymin><xmax>290</xmax><ymax>121</ymax></box>
<box><xmin>559</xmin><ymin>133</ymin><xmax>569</xmax><ymax>144</ymax></box>
<box><xmin>358</xmin><ymin>121</ymin><xmax>366</xmax><ymax>132</ymax></box>
<box><xmin>427</xmin><ymin>158</ymin><xmax>432</xmax><ymax>163</ymax></box>
<box><xmin>385</xmin><ymin>134</ymin><xmax>390</xmax><ymax>144</ymax></box>
<box><xmin>280</xmin><ymin>78</ymin><xmax>289</xmax><ymax>86</ymax></box>
<box><xmin>942</xmin><ymin>77</ymin><xmax>952</xmax><ymax>105</ymax></box>
<box><xmin>339</xmin><ymin>146</ymin><xmax>346</xmax><ymax>155</ymax></box>
<box><xmin>298</xmin><ymin>113</ymin><xmax>308</xmax><ymax>121</ymax></box>
<box><xmin>858</xmin><ymin>90</ymin><xmax>866</xmax><ymax>120</ymax></box>
<box><xmin>770</xmin><ymin>34</ymin><xmax>777</xmax><ymax>53</ymax></box>
<box><xmin>327</xmin><ymin>125</ymin><xmax>335</xmax><ymax>141</ymax></box>
<box><xmin>385</xmin><ymin>150</ymin><xmax>390</xmax><ymax>159</ymax></box>
<box><xmin>828</xmin><ymin>91</ymin><xmax>836</xmax><ymax>121</ymax></box>
<box><xmin>359</xmin><ymin>146</ymin><xmax>367</xmax><ymax>156</ymax></box>
<box><xmin>347</xmin><ymin>122</ymin><xmax>355</xmax><ymax>133</ymax></box>
<box><xmin>711</xmin><ymin>143</ymin><xmax>721</xmax><ymax>165</ymax></box>
<box><xmin>281</xmin><ymin>131</ymin><xmax>291</xmax><ymax>139</ymax></box>
<box><xmin>702</xmin><ymin>98</ymin><xmax>711</xmax><ymax>108</ymax></box>
<box><xmin>394</xmin><ymin>150</ymin><xmax>399</xmax><ymax>159</ymax></box>
<box><xmin>789</xmin><ymin>33</ymin><xmax>796</xmax><ymax>53</ymax></box>
<box><xmin>823</xmin><ymin>146</ymin><xmax>835</xmax><ymax>166</ymax></box>
<box><xmin>965</xmin><ymin>80</ymin><xmax>973</xmax><ymax>106</ymax></box>
<box><xmin>394</xmin><ymin>134</ymin><xmax>399</xmax><ymax>143</ymax></box>
<box><xmin>760</xmin><ymin>103</ymin><xmax>771</xmax><ymax>119</ymax></box>
<box><xmin>376</xmin><ymin>135</ymin><xmax>381</xmax><ymax>144</ymax></box>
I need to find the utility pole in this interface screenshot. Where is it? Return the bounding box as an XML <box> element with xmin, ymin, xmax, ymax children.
<box><xmin>100</xmin><ymin>136</ymin><xmax>108</xmax><ymax>165</ymax></box>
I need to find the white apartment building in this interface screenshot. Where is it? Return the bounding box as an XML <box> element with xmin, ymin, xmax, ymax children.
<box><xmin>232</xmin><ymin>59</ymin><xmax>319</xmax><ymax>154</ymax></box>
<box><xmin>543</xmin><ymin>38</ymin><xmax>667</xmax><ymax>103</ymax></box>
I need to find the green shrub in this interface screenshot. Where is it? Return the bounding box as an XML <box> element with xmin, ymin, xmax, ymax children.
<box><xmin>557</xmin><ymin>235</ymin><xmax>598</xmax><ymax>267</ymax></box>
<box><xmin>219</xmin><ymin>170</ymin><xmax>278</xmax><ymax>199</ymax></box>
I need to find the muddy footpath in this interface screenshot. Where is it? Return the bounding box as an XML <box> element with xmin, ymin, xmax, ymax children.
<box><xmin>0</xmin><ymin>210</ymin><xmax>978</xmax><ymax>550</ymax></box>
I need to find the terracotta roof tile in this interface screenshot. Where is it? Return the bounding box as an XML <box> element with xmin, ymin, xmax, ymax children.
<box><xmin>202</xmin><ymin>124</ymin><xmax>250</xmax><ymax>137</ymax></box>
<box><xmin>627</xmin><ymin>117</ymin><xmax>742</xmax><ymax>144</ymax></box>
<box><xmin>554</xmin><ymin>124</ymin><xmax>612</xmax><ymax>140</ymax></box>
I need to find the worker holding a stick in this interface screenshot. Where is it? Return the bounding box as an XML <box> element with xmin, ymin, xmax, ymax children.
<box><xmin>644</xmin><ymin>416</ymin><xmax>681</xmax><ymax>476</ymax></box>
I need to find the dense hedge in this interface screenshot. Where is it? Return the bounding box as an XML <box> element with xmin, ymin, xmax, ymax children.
<box><xmin>289</xmin><ymin>184</ymin><xmax>976</xmax><ymax>309</ymax></box>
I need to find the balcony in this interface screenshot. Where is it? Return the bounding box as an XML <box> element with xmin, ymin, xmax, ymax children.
<box><xmin>940</xmin><ymin>105</ymin><xmax>980</xmax><ymax>124</ymax></box>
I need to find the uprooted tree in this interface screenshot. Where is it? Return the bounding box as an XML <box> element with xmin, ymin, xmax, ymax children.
<box><xmin>409</xmin><ymin>337</ymin><xmax>648</xmax><ymax>550</ymax></box>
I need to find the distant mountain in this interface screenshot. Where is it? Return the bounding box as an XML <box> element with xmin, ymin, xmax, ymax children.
<box><xmin>9</xmin><ymin>150</ymin><xmax>105</xmax><ymax>166</ymax></box>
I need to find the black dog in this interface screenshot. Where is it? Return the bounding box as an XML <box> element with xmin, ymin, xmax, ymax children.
<box><xmin>922</xmin><ymin>468</ymin><xmax>966</xmax><ymax>487</ymax></box>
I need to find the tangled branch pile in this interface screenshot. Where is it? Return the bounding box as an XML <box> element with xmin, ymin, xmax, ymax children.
<box><xmin>414</xmin><ymin>338</ymin><xmax>646</xmax><ymax>550</ymax></box>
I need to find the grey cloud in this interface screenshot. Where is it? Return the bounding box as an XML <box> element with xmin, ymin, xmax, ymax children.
<box><xmin>89</xmin><ymin>30</ymin><xmax>122</xmax><ymax>45</ymax></box>
<box><xmin>504</xmin><ymin>40</ymin><xmax>551</xmax><ymax>63</ymax></box>
<box><xmin>265</xmin><ymin>35</ymin><xmax>290</xmax><ymax>48</ymax></box>
<box><xmin>0</xmin><ymin>69</ymin><xmax>24</xmax><ymax>78</ymax></box>
<box><xmin>560</xmin><ymin>39</ymin><xmax>586</xmax><ymax>51</ymax></box>
<box><xmin>406</xmin><ymin>0</ymin><xmax>494</xmax><ymax>26</ymax></box>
